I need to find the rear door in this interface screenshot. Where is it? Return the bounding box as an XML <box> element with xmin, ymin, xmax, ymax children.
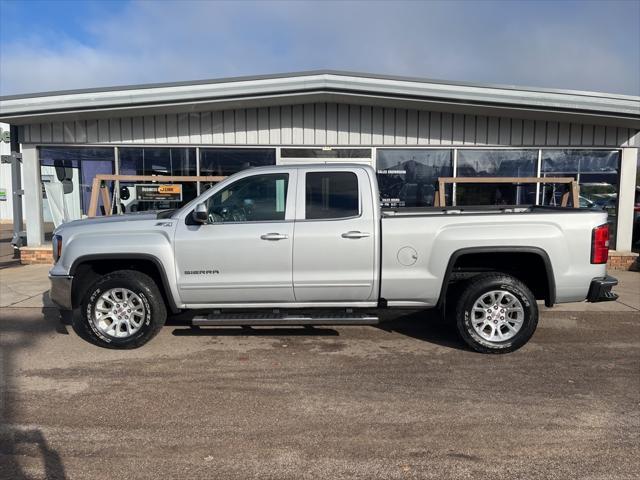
<box><xmin>292</xmin><ymin>167</ymin><xmax>377</xmax><ymax>302</ymax></box>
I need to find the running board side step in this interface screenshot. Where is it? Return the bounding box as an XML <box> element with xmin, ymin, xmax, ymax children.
<box><xmin>192</xmin><ymin>312</ymin><xmax>379</xmax><ymax>326</ymax></box>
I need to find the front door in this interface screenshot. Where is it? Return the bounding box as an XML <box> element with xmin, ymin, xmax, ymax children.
<box><xmin>293</xmin><ymin>168</ymin><xmax>377</xmax><ymax>302</ymax></box>
<box><xmin>174</xmin><ymin>170</ymin><xmax>296</xmax><ymax>305</ymax></box>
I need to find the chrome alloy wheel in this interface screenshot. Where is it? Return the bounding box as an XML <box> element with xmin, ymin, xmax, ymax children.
<box><xmin>92</xmin><ymin>288</ymin><xmax>146</xmax><ymax>338</ymax></box>
<box><xmin>471</xmin><ymin>290</ymin><xmax>525</xmax><ymax>342</ymax></box>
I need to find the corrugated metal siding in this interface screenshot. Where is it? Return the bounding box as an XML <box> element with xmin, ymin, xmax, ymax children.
<box><xmin>18</xmin><ymin>102</ymin><xmax>640</xmax><ymax>147</ymax></box>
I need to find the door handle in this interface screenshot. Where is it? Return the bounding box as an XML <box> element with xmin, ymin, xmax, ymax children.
<box><xmin>341</xmin><ymin>231</ymin><xmax>371</xmax><ymax>239</ymax></box>
<box><xmin>260</xmin><ymin>232</ymin><xmax>289</xmax><ymax>241</ymax></box>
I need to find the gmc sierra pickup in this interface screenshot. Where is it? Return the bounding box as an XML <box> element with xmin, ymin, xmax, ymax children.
<box><xmin>49</xmin><ymin>164</ymin><xmax>618</xmax><ymax>353</ymax></box>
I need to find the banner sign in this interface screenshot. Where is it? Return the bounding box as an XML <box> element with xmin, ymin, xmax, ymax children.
<box><xmin>0</xmin><ymin>188</ymin><xmax>6</xmax><ymax>201</ymax></box>
<box><xmin>0</xmin><ymin>127</ymin><xmax>10</xmax><ymax>143</ymax></box>
<box><xmin>135</xmin><ymin>184</ymin><xmax>182</xmax><ymax>202</ymax></box>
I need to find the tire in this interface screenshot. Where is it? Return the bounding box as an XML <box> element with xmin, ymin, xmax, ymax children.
<box><xmin>455</xmin><ymin>273</ymin><xmax>538</xmax><ymax>354</ymax></box>
<box><xmin>76</xmin><ymin>270</ymin><xmax>167</xmax><ymax>349</ymax></box>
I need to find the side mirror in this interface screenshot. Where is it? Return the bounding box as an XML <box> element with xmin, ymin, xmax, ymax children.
<box><xmin>193</xmin><ymin>203</ymin><xmax>208</xmax><ymax>224</ymax></box>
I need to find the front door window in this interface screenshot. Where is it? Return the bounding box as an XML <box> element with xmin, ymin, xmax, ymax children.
<box><xmin>206</xmin><ymin>173</ymin><xmax>288</xmax><ymax>223</ymax></box>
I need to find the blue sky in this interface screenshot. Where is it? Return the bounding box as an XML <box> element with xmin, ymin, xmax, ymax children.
<box><xmin>0</xmin><ymin>0</ymin><xmax>638</xmax><ymax>96</ymax></box>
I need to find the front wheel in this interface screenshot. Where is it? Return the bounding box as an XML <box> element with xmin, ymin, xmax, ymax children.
<box><xmin>76</xmin><ymin>270</ymin><xmax>167</xmax><ymax>349</ymax></box>
<box><xmin>455</xmin><ymin>273</ymin><xmax>538</xmax><ymax>354</ymax></box>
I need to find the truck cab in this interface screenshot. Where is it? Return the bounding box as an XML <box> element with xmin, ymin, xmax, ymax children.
<box><xmin>174</xmin><ymin>165</ymin><xmax>379</xmax><ymax>307</ymax></box>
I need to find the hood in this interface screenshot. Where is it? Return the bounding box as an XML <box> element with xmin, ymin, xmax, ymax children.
<box><xmin>54</xmin><ymin>211</ymin><xmax>163</xmax><ymax>233</ymax></box>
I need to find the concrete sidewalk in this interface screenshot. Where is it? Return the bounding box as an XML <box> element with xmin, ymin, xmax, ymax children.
<box><xmin>0</xmin><ymin>263</ymin><xmax>638</xmax><ymax>311</ymax></box>
<box><xmin>0</xmin><ymin>264</ymin><xmax>57</xmax><ymax>308</ymax></box>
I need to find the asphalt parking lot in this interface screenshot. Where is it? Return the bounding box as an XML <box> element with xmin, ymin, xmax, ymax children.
<box><xmin>1</xmin><ymin>267</ymin><xmax>639</xmax><ymax>479</ymax></box>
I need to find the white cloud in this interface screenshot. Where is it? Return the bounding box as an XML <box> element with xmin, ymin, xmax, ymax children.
<box><xmin>1</xmin><ymin>0</ymin><xmax>638</xmax><ymax>96</ymax></box>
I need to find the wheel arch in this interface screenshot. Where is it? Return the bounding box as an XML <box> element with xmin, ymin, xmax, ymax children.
<box><xmin>437</xmin><ymin>246</ymin><xmax>556</xmax><ymax>309</ymax></box>
<box><xmin>69</xmin><ymin>253</ymin><xmax>180</xmax><ymax>314</ymax></box>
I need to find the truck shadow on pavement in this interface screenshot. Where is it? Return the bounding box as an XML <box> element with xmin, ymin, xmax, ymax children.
<box><xmin>376</xmin><ymin>309</ymin><xmax>470</xmax><ymax>351</ymax></box>
<box><xmin>166</xmin><ymin>309</ymin><xmax>469</xmax><ymax>351</ymax></box>
<box><xmin>53</xmin><ymin>293</ymin><xmax>469</xmax><ymax>352</ymax></box>
<box><xmin>0</xmin><ymin>295</ymin><xmax>69</xmax><ymax>480</ymax></box>
<box><xmin>47</xmin><ymin>284</ymin><xmax>467</xmax><ymax>350</ymax></box>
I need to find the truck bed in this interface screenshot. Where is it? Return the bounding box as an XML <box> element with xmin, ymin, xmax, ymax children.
<box><xmin>379</xmin><ymin>205</ymin><xmax>608</xmax><ymax>307</ymax></box>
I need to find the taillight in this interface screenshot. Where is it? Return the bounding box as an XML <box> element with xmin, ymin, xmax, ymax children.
<box><xmin>591</xmin><ymin>224</ymin><xmax>609</xmax><ymax>264</ymax></box>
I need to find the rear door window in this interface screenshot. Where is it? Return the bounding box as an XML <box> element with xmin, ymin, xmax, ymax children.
<box><xmin>305</xmin><ymin>172</ymin><xmax>359</xmax><ymax>219</ymax></box>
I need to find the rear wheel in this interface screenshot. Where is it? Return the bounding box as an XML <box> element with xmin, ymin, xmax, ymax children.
<box><xmin>76</xmin><ymin>270</ymin><xmax>166</xmax><ymax>349</ymax></box>
<box><xmin>455</xmin><ymin>273</ymin><xmax>538</xmax><ymax>354</ymax></box>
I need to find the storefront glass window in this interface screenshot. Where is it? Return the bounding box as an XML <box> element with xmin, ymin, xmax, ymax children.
<box><xmin>118</xmin><ymin>147</ymin><xmax>197</xmax><ymax>213</ymax></box>
<box><xmin>376</xmin><ymin>149</ymin><xmax>453</xmax><ymax>208</ymax></box>
<box><xmin>39</xmin><ymin>147</ymin><xmax>115</xmax><ymax>237</ymax></box>
<box><xmin>540</xmin><ymin>149</ymin><xmax>620</xmax><ymax>243</ymax></box>
<box><xmin>199</xmin><ymin>148</ymin><xmax>276</xmax><ymax>190</ymax></box>
<box><xmin>456</xmin><ymin>150</ymin><xmax>538</xmax><ymax>205</ymax></box>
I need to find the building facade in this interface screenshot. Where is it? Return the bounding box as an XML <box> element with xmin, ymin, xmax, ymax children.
<box><xmin>0</xmin><ymin>71</ymin><xmax>638</xmax><ymax>255</ymax></box>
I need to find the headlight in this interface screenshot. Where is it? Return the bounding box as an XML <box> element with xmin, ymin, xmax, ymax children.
<box><xmin>52</xmin><ymin>235</ymin><xmax>62</xmax><ymax>262</ymax></box>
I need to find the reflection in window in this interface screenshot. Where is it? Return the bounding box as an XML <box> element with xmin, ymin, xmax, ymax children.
<box><xmin>456</xmin><ymin>150</ymin><xmax>538</xmax><ymax>206</ymax></box>
<box><xmin>199</xmin><ymin>148</ymin><xmax>276</xmax><ymax>195</ymax></box>
<box><xmin>120</xmin><ymin>147</ymin><xmax>196</xmax><ymax>177</ymax></box>
<box><xmin>39</xmin><ymin>147</ymin><xmax>115</xmax><ymax>237</ymax></box>
<box><xmin>206</xmin><ymin>173</ymin><xmax>288</xmax><ymax>223</ymax></box>
<box><xmin>376</xmin><ymin>149</ymin><xmax>452</xmax><ymax>208</ymax></box>
<box><xmin>200</xmin><ymin>148</ymin><xmax>275</xmax><ymax>176</ymax></box>
<box><xmin>118</xmin><ymin>147</ymin><xmax>197</xmax><ymax>213</ymax></box>
<box><xmin>540</xmin><ymin>149</ymin><xmax>620</xmax><ymax>244</ymax></box>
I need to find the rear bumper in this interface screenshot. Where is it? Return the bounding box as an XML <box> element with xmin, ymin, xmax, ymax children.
<box><xmin>49</xmin><ymin>274</ymin><xmax>73</xmax><ymax>310</ymax></box>
<box><xmin>586</xmin><ymin>275</ymin><xmax>618</xmax><ymax>303</ymax></box>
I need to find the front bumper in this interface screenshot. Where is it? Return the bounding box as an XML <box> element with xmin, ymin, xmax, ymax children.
<box><xmin>49</xmin><ymin>274</ymin><xmax>74</xmax><ymax>310</ymax></box>
<box><xmin>586</xmin><ymin>275</ymin><xmax>618</xmax><ymax>302</ymax></box>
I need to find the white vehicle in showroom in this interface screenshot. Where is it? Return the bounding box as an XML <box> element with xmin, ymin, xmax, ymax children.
<box><xmin>49</xmin><ymin>164</ymin><xmax>617</xmax><ymax>353</ymax></box>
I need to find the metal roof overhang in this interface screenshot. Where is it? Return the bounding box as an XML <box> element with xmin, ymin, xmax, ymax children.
<box><xmin>1</xmin><ymin>71</ymin><xmax>639</xmax><ymax>128</ymax></box>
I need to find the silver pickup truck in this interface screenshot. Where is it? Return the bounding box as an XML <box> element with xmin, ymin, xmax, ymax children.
<box><xmin>49</xmin><ymin>164</ymin><xmax>617</xmax><ymax>353</ymax></box>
